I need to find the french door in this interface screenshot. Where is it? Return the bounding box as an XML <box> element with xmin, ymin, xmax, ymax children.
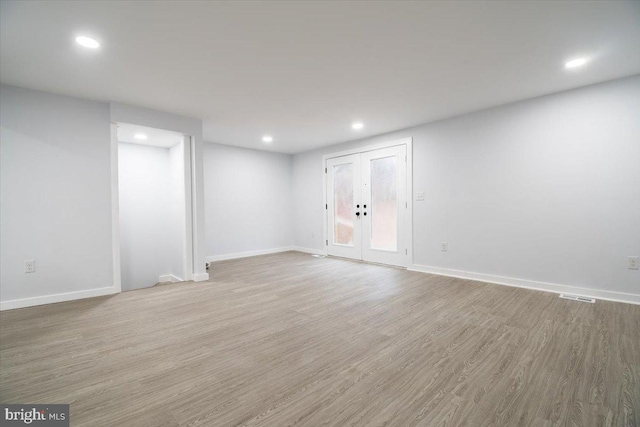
<box><xmin>326</xmin><ymin>145</ymin><xmax>408</xmax><ymax>267</ymax></box>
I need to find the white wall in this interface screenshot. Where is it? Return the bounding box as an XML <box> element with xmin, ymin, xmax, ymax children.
<box><xmin>118</xmin><ymin>142</ymin><xmax>186</xmax><ymax>291</ymax></box>
<box><xmin>203</xmin><ymin>142</ymin><xmax>293</xmax><ymax>259</ymax></box>
<box><xmin>0</xmin><ymin>85</ymin><xmax>209</xmax><ymax>309</ymax></box>
<box><xmin>293</xmin><ymin>76</ymin><xmax>640</xmax><ymax>300</ymax></box>
<box><xmin>0</xmin><ymin>85</ymin><xmax>116</xmax><ymax>308</ymax></box>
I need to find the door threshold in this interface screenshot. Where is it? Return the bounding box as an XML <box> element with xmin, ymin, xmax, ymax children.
<box><xmin>325</xmin><ymin>255</ymin><xmax>407</xmax><ymax>270</ymax></box>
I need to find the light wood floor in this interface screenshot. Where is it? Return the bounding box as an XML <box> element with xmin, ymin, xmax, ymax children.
<box><xmin>1</xmin><ymin>252</ymin><xmax>639</xmax><ymax>426</ymax></box>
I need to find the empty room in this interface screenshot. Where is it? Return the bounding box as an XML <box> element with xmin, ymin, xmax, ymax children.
<box><xmin>1</xmin><ymin>1</ymin><xmax>639</xmax><ymax>426</ymax></box>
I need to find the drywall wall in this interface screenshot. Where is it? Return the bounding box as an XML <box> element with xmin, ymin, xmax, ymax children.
<box><xmin>0</xmin><ymin>84</ymin><xmax>115</xmax><ymax>308</ymax></box>
<box><xmin>118</xmin><ymin>142</ymin><xmax>187</xmax><ymax>291</ymax></box>
<box><xmin>292</xmin><ymin>76</ymin><xmax>640</xmax><ymax>300</ymax></box>
<box><xmin>203</xmin><ymin>142</ymin><xmax>293</xmax><ymax>259</ymax></box>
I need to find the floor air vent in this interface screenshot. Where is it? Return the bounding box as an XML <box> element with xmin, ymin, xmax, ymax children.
<box><xmin>559</xmin><ymin>294</ymin><xmax>596</xmax><ymax>303</ymax></box>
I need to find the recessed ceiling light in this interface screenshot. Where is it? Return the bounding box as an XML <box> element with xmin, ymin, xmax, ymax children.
<box><xmin>352</xmin><ymin>122</ymin><xmax>364</xmax><ymax>130</ymax></box>
<box><xmin>134</xmin><ymin>133</ymin><xmax>148</xmax><ymax>140</ymax></box>
<box><xmin>262</xmin><ymin>135</ymin><xmax>273</xmax><ymax>143</ymax></box>
<box><xmin>75</xmin><ymin>36</ymin><xmax>100</xmax><ymax>49</ymax></box>
<box><xmin>565</xmin><ymin>58</ymin><xmax>588</xmax><ymax>69</ymax></box>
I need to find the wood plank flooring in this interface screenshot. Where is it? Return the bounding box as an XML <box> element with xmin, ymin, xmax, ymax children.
<box><xmin>1</xmin><ymin>251</ymin><xmax>639</xmax><ymax>426</ymax></box>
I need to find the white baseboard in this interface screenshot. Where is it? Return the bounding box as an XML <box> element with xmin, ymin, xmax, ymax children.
<box><xmin>0</xmin><ymin>286</ymin><xmax>119</xmax><ymax>311</ymax></box>
<box><xmin>206</xmin><ymin>246</ymin><xmax>294</xmax><ymax>263</ymax></box>
<box><xmin>206</xmin><ymin>246</ymin><xmax>327</xmax><ymax>262</ymax></box>
<box><xmin>158</xmin><ymin>274</ymin><xmax>182</xmax><ymax>283</ymax></box>
<box><xmin>192</xmin><ymin>273</ymin><xmax>209</xmax><ymax>282</ymax></box>
<box><xmin>408</xmin><ymin>264</ymin><xmax>640</xmax><ymax>306</ymax></box>
<box><xmin>292</xmin><ymin>246</ymin><xmax>326</xmax><ymax>256</ymax></box>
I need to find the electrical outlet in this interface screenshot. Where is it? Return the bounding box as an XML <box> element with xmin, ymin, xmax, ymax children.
<box><xmin>440</xmin><ymin>242</ymin><xmax>448</xmax><ymax>252</ymax></box>
<box><xmin>629</xmin><ymin>256</ymin><xmax>640</xmax><ymax>270</ymax></box>
<box><xmin>311</xmin><ymin>232</ymin><xmax>315</xmax><ymax>239</ymax></box>
<box><xmin>416</xmin><ymin>192</ymin><xmax>425</xmax><ymax>201</ymax></box>
<box><xmin>25</xmin><ymin>259</ymin><xmax>36</xmax><ymax>273</ymax></box>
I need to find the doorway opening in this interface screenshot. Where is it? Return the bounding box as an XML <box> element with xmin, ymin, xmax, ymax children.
<box><xmin>114</xmin><ymin>123</ymin><xmax>194</xmax><ymax>291</ymax></box>
<box><xmin>323</xmin><ymin>139</ymin><xmax>412</xmax><ymax>267</ymax></box>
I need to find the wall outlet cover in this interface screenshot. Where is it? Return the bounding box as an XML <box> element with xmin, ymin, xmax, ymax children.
<box><xmin>629</xmin><ymin>256</ymin><xmax>639</xmax><ymax>270</ymax></box>
<box><xmin>440</xmin><ymin>242</ymin><xmax>448</xmax><ymax>252</ymax></box>
<box><xmin>416</xmin><ymin>192</ymin><xmax>425</xmax><ymax>201</ymax></box>
<box><xmin>25</xmin><ymin>259</ymin><xmax>36</xmax><ymax>273</ymax></box>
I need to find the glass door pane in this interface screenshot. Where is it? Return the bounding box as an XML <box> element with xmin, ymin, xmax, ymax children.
<box><xmin>326</xmin><ymin>154</ymin><xmax>362</xmax><ymax>260</ymax></box>
<box><xmin>360</xmin><ymin>144</ymin><xmax>407</xmax><ymax>267</ymax></box>
<box><xmin>370</xmin><ymin>156</ymin><xmax>397</xmax><ymax>251</ymax></box>
<box><xmin>333</xmin><ymin>163</ymin><xmax>354</xmax><ymax>245</ymax></box>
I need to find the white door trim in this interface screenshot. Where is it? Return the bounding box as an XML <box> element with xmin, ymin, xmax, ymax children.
<box><xmin>181</xmin><ymin>136</ymin><xmax>194</xmax><ymax>281</ymax></box>
<box><xmin>110</xmin><ymin>123</ymin><xmax>122</xmax><ymax>293</ymax></box>
<box><xmin>322</xmin><ymin>137</ymin><xmax>413</xmax><ymax>266</ymax></box>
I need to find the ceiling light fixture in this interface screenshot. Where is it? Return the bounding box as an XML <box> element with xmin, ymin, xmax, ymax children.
<box><xmin>75</xmin><ymin>36</ymin><xmax>100</xmax><ymax>49</ymax></box>
<box><xmin>134</xmin><ymin>133</ymin><xmax>148</xmax><ymax>140</ymax></box>
<box><xmin>352</xmin><ymin>122</ymin><xmax>364</xmax><ymax>130</ymax></box>
<box><xmin>262</xmin><ymin>135</ymin><xmax>273</xmax><ymax>143</ymax></box>
<box><xmin>564</xmin><ymin>58</ymin><xmax>588</xmax><ymax>69</ymax></box>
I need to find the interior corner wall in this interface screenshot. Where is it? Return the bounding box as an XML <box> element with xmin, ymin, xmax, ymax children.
<box><xmin>110</xmin><ymin>102</ymin><xmax>208</xmax><ymax>279</ymax></box>
<box><xmin>203</xmin><ymin>142</ymin><xmax>293</xmax><ymax>260</ymax></box>
<box><xmin>292</xmin><ymin>75</ymin><xmax>640</xmax><ymax>300</ymax></box>
<box><xmin>118</xmin><ymin>142</ymin><xmax>184</xmax><ymax>291</ymax></box>
<box><xmin>0</xmin><ymin>84</ymin><xmax>115</xmax><ymax>309</ymax></box>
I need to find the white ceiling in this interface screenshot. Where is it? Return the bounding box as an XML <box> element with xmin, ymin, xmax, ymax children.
<box><xmin>1</xmin><ymin>1</ymin><xmax>639</xmax><ymax>154</ymax></box>
<box><xmin>117</xmin><ymin>123</ymin><xmax>183</xmax><ymax>148</ymax></box>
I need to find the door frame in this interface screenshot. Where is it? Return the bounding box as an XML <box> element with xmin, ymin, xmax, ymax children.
<box><xmin>180</xmin><ymin>135</ymin><xmax>195</xmax><ymax>281</ymax></box>
<box><xmin>322</xmin><ymin>137</ymin><xmax>413</xmax><ymax>267</ymax></box>
<box><xmin>110</xmin><ymin>123</ymin><xmax>197</xmax><ymax>291</ymax></box>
